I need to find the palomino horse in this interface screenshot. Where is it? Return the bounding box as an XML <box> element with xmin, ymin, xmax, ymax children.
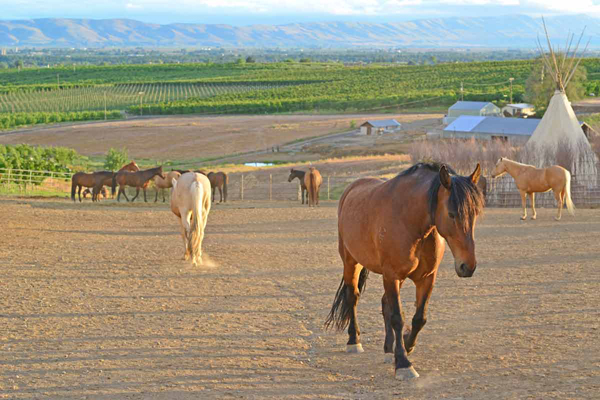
<box><xmin>491</xmin><ymin>157</ymin><xmax>574</xmax><ymax>220</ymax></box>
<box><xmin>170</xmin><ymin>172</ymin><xmax>212</xmax><ymax>266</ymax></box>
<box><xmin>153</xmin><ymin>171</ymin><xmax>181</xmax><ymax>202</ymax></box>
<box><xmin>288</xmin><ymin>169</ymin><xmax>308</xmax><ymax>205</ymax></box>
<box><xmin>113</xmin><ymin>166</ymin><xmax>165</xmax><ymax>202</ymax></box>
<box><xmin>304</xmin><ymin>167</ymin><xmax>322</xmax><ymax>207</ymax></box>
<box><xmin>325</xmin><ymin>163</ymin><xmax>484</xmax><ymax>380</ymax></box>
<box><xmin>207</xmin><ymin>172</ymin><xmax>228</xmax><ymax>203</ymax></box>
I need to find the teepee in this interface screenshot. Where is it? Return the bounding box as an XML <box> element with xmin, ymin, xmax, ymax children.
<box><xmin>525</xmin><ymin>19</ymin><xmax>598</xmax><ymax>178</ymax></box>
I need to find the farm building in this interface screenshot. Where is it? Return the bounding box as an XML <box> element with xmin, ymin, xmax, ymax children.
<box><xmin>359</xmin><ymin>119</ymin><xmax>401</xmax><ymax>135</ymax></box>
<box><xmin>442</xmin><ymin>115</ymin><xmax>540</xmax><ymax>143</ymax></box>
<box><xmin>443</xmin><ymin>101</ymin><xmax>502</xmax><ymax>124</ymax></box>
<box><xmin>502</xmin><ymin>103</ymin><xmax>536</xmax><ymax>117</ymax></box>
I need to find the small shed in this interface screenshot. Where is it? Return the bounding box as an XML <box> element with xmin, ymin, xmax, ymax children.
<box><xmin>360</xmin><ymin>119</ymin><xmax>401</xmax><ymax>135</ymax></box>
<box><xmin>502</xmin><ymin>103</ymin><xmax>536</xmax><ymax>118</ymax></box>
<box><xmin>442</xmin><ymin>116</ymin><xmax>540</xmax><ymax>144</ymax></box>
<box><xmin>444</xmin><ymin>101</ymin><xmax>501</xmax><ymax>124</ymax></box>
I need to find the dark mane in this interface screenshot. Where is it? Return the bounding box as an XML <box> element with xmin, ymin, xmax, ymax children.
<box><xmin>397</xmin><ymin>162</ymin><xmax>484</xmax><ymax>229</ymax></box>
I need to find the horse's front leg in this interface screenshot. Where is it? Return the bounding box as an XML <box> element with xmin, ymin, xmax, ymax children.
<box><xmin>529</xmin><ymin>192</ymin><xmax>536</xmax><ymax>220</ymax></box>
<box><xmin>155</xmin><ymin>188</ymin><xmax>159</xmax><ymax>203</ymax></box>
<box><xmin>519</xmin><ymin>190</ymin><xmax>527</xmax><ymax>220</ymax></box>
<box><xmin>219</xmin><ymin>187</ymin><xmax>223</xmax><ymax>203</ymax></box>
<box><xmin>384</xmin><ymin>277</ymin><xmax>418</xmax><ymax>380</ymax></box>
<box><xmin>131</xmin><ymin>188</ymin><xmax>140</xmax><ymax>202</ymax></box>
<box><xmin>403</xmin><ymin>272</ymin><xmax>436</xmax><ymax>355</ymax></box>
<box><xmin>143</xmin><ymin>188</ymin><xmax>148</xmax><ymax>202</ymax></box>
<box><xmin>120</xmin><ymin>186</ymin><xmax>130</xmax><ymax>202</ymax></box>
<box><xmin>381</xmin><ymin>294</ymin><xmax>395</xmax><ymax>363</ymax></box>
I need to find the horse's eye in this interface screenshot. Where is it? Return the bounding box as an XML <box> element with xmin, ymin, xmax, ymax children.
<box><xmin>448</xmin><ymin>212</ymin><xmax>456</xmax><ymax>220</ymax></box>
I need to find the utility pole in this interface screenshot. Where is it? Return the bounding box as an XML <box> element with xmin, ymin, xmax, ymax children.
<box><xmin>460</xmin><ymin>81</ymin><xmax>464</xmax><ymax>101</ymax></box>
<box><xmin>138</xmin><ymin>92</ymin><xmax>144</xmax><ymax>116</ymax></box>
<box><xmin>509</xmin><ymin>77</ymin><xmax>514</xmax><ymax>104</ymax></box>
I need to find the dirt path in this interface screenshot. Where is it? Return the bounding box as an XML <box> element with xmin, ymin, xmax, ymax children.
<box><xmin>1</xmin><ymin>198</ymin><xmax>599</xmax><ymax>399</ymax></box>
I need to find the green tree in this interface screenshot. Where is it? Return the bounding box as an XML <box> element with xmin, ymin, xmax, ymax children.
<box><xmin>245</xmin><ymin>56</ymin><xmax>256</xmax><ymax>63</ymax></box>
<box><xmin>525</xmin><ymin>56</ymin><xmax>587</xmax><ymax>116</ymax></box>
<box><xmin>104</xmin><ymin>147</ymin><xmax>128</xmax><ymax>171</ymax></box>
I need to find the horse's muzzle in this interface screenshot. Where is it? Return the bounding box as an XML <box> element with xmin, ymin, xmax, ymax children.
<box><xmin>456</xmin><ymin>262</ymin><xmax>476</xmax><ymax>278</ymax></box>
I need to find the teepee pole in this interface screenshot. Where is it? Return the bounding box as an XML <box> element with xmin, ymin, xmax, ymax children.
<box><xmin>564</xmin><ymin>29</ymin><xmax>587</xmax><ymax>87</ymax></box>
<box><xmin>536</xmin><ymin>37</ymin><xmax>557</xmax><ymax>85</ymax></box>
<box><xmin>565</xmin><ymin>38</ymin><xmax>591</xmax><ymax>89</ymax></box>
<box><xmin>542</xmin><ymin>17</ymin><xmax>564</xmax><ymax>91</ymax></box>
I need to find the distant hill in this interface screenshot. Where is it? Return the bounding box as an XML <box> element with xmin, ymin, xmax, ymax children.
<box><xmin>2</xmin><ymin>15</ymin><xmax>600</xmax><ymax>49</ymax></box>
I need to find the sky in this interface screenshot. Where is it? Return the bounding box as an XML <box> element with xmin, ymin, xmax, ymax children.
<box><xmin>3</xmin><ymin>0</ymin><xmax>600</xmax><ymax>25</ymax></box>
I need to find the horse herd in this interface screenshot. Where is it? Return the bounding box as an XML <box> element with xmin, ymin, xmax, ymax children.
<box><xmin>67</xmin><ymin>157</ymin><xmax>576</xmax><ymax>381</ymax></box>
<box><xmin>70</xmin><ymin>162</ymin><xmax>230</xmax><ymax>204</ymax></box>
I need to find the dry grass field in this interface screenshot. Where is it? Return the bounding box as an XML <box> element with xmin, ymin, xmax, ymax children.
<box><xmin>1</xmin><ymin>197</ymin><xmax>599</xmax><ymax>399</ymax></box>
<box><xmin>0</xmin><ymin>114</ymin><xmax>441</xmax><ymax>162</ymax></box>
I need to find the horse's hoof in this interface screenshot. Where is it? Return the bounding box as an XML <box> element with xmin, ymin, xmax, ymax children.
<box><xmin>531</xmin><ymin>216</ymin><xmax>536</xmax><ymax>220</ymax></box>
<box><xmin>384</xmin><ymin>353</ymin><xmax>394</xmax><ymax>364</ymax></box>
<box><xmin>346</xmin><ymin>344</ymin><xmax>364</xmax><ymax>353</ymax></box>
<box><xmin>395</xmin><ymin>366</ymin><xmax>419</xmax><ymax>380</ymax></box>
<box><xmin>555</xmin><ymin>217</ymin><xmax>561</xmax><ymax>221</ymax></box>
<box><xmin>520</xmin><ymin>217</ymin><xmax>526</xmax><ymax>221</ymax></box>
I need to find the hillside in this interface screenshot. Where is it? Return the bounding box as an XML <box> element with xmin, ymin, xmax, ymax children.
<box><xmin>2</xmin><ymin>14</ymin><xmax>600</xmax><ymax>48</ymax></box>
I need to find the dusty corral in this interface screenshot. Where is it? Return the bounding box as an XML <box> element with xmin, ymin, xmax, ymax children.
<box><xmin>0</xmin><ymin>114</ymin><xmax>441</xmax><ymax>162</ymax></box>
<box><xmin>1</xmin><ymin>198</ymin><xmax>599</xmax><ymax>399</ymax></box>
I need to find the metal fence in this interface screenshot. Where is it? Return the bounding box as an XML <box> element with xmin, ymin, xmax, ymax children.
<box><xmin>0</xmin><ymin>168</ymin><xmax>73</xmax><ymax>195</ymax></box>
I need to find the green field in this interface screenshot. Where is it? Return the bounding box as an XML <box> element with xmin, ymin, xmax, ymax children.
<box><xmin>3</xmin><ymin>59</ymin><xmax>600</xmax><ymax>129</ymax></box>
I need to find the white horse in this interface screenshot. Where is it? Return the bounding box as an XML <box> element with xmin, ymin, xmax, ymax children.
<box><xmin>170</xmin><ymin>172</ymin><xmax>212</xmax><ymax>266</ymax></box>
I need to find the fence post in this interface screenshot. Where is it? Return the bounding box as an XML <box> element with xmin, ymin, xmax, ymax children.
<box><xmin>240</xmin><ymin>174</ymin><xmax>244</xmax><ymax>201</ymax></box>
<box><xmin>28</xmin><ymin>170</ymin><xmax>33</xmax><ymax>193</ymax></box>
<box><xmin>269</xmin><ymin>174</ymin><xmax>272</xmax><ymax>201</ymax></box>
<box><xmin>327</xmin><ymin>176</ymin><xmax>330</xmax><ymax>200</ymax></box>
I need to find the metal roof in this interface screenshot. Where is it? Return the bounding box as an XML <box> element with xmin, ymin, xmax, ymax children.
<box><xmin>444</xmin><ymin>116</ymin><xmax>541</xmax><ymax>136</ymax></box>
<box><xmin>506</xmin><ymin>103</ymin><xmax>535</xmax><ymax>109</ymax></box>
<box><xmin>361</xmin><ymin>119</ymin><xmax>401</xmax><ymax>127</ymax></box>
<box><xmin>448</xmin><ymin>101</ymin><xmax>497</xmax><ymax>111</ymax></box>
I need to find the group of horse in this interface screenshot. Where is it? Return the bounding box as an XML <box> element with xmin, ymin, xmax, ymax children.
<box><xmin>70</xmin><ymin>162</ymin><xmax>229</xmax><ymax>205</ymax></box>
<box><xmin>68</xmin><ymin>156</ymin><xmax>576</xmax><ymax>382</ymax></box>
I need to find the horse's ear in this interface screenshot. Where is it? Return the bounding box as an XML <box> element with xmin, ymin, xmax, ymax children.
<box><xmin>470</xmin><ymin>163</ymin><xmax>482</xmax><ymax>185</ymax></box>
<box><xmin>440</xmin><ymin>165</ymin><xmax>452</xmax><ymax>190</ymax></box>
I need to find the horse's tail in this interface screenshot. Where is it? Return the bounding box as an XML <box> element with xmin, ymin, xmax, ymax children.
<box><xmin>111</xmin><ymin>173</ymin><xmax>117</xmax><ymax>197</ymax></box>
<box><xmin>324</xmin><ymin>268</ymin><xmax>369</xmax><ymax>331</ymax></box>
<box><xmin>188</xmin><ymin>180</ymin><xmax>204</xmax><ymax>265</ymax></box>
<box><xmin>564</xmin><ymin>170</ymin><xmax>575</xmax><ymax>216</ymax></box>
<box><xmin>70</xmin><ymin>175</ymin><xmax>77</xmax><ymax>202</ymax></box>
<box><xmin>309</xmin><ymin>170</ymin><xmax>317</xmax><ymax>205</ymax></box>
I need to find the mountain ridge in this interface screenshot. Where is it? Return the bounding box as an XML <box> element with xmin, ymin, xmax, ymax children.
<box><xmin>1</xmin><ymin>15</ymin><xmax>600</xmax><ymax>49</ymax></box>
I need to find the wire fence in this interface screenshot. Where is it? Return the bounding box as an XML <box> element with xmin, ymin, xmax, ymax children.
<box><xmin>485</xmin><ymin>172</ymin><xmax>600</xmax><ymax>208</ymax></box>
<box><xmin>2</xmin><ymin>167</ymin><xmax>599</xmax><ymax>208</ymax></box>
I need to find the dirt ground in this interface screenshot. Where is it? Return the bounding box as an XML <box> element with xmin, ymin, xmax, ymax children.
<box><xmin>0</xmin><ymin>114</ymin><xmax>442</xmax><ymax>162</ymax></box>
<box><xmin>1</xmin><ymin>197</ymin><xmax>599</xmax><ymax>399</ymax></box>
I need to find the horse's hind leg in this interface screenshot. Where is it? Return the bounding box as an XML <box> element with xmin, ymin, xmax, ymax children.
<box><xmin>554</xmin><ymin>189</ymin><xmax>564</xmax><ymax>220</ymax></box>
<box><xmin>78</xmin><ymin>185</ymin><xmax>83</xmax><ymax>202</ymax></box>
<box><xmin>131</xmin><ymin>188</ymin><xmax>140</xmax><ymax>202</ymax></box>
<box><xmin>383</xmin><ymin>276</ymin><xmax>418</xmax><ymax>380</ymax></box>
<box><xmin>178</xmin><ymin>216</ymin><xmax>190</xmax><ymax>260</ymax></box>
<box><xmin>341</xmin><ymin>250</ymin><xmax>365</xmax><ymax>353</ymax></box>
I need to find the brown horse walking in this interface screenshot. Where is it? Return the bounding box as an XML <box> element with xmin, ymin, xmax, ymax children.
<box><xmin>325</xmin><ymin>162</ymin><xmax>484</xmax><ymax>380</ymax></box>
<box><xmin>491</xmin><ymin>157</ymin><xmax>574</xmax><ymax>220</ymax></box>
<box><xmin>288</xmin><ymin>169</ymin><xmax>308</xmax><ymax>205</ymax></box>
<box><xmin>304</xmin><ymin>167</ymin><xmax>322</xmax><ymax>207</ymax></box>
<box><xmin>113</xmin><ymin>166</ymin><xmax>165</xmax><ymax>202</ymax></box>
<box><xmin>71</xmin><ymin>171</ymin><xmax>115</xmax><ymax>202</ymax></box>
<box><xmin>92</xmin><ymin>161</ymin><xmax>140</xmax><ymax>201</ymax></box>
<box><xmin>207</xmin><ymin>171</ymin><xmax>228</xmax><ymax>203</ymax></box>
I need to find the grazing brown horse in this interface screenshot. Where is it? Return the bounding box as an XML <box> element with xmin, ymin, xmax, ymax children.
<box><xmin>303</xmin><ymin>167</ymin><xmax>322</xmax><ymax>207</ymax></box>
<box><xmin>113</xmin><ymin>166</ymin><xmax>165</xmax><ymax>202</ymax></box>
<box><xmin>153</xmin><ymin>170</ymin><xmax>181</xmax><ymax>202</ymax></box>
<box><xmin>93</xmin><ymin>161</ymin><xmax>140</xmax><ymax>201</ymax></box>
<box><xmin>207</xmin><ymin>171</ymin><xmax>229</xmax><ymax>203</ymax></box>
<box><xmin>288</xmin><ymin>169</ymin><xmax>308</xmax><ymax>205</ymax></box>
<box><xmin>325</xmin><ymin>162</ymin><xmax>484</xmax><ymax>380</ymax></box>
<box><xmin>491</xmin><ymin>157</ymin><xmax>574</xmax><ymax>220</ymax></box>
